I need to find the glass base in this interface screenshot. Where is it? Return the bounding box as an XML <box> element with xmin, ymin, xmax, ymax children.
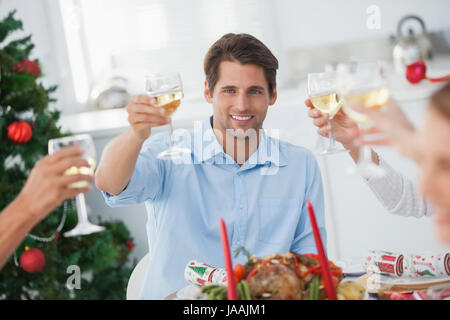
<box><xmin>64</xmin><ymin>222</ymin><xmax>105</xmax><ymax>237</ymax></box>
<box><xmin>157</xmin><ymin>147</ymin><xmax>191</xmax><ymax>161</ymax></box>
<box><xmin>347</xmin><ymin>162</ymin><xmax>386</xmax><ymax>179</ymax></box>
<box><xmin>319</xmin><ymin>147</ymin><xmax>348</xmax><ymax>156</ymax></box>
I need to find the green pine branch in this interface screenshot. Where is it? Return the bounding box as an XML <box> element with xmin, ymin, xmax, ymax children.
<box><xmin>0</xmin><ymin>10</ymin><xmax>23</xmax><ymax>44</ymax></box>
<box><xmin>3</xmin><ymin>35</ymin><xmax>34</xmax><ymax>61</ymax></box>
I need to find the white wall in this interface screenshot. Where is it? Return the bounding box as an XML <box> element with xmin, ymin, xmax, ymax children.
<box><xmin>274</xmin><ymin>0</ymin><xmax>450</xmax><ymax>50</ymax></box>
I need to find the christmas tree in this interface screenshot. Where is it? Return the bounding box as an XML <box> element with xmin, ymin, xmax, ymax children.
<box><xmin>0</xmin><ymin>10</ymin><xmax>136</xmax><ymax>299</ymax></box>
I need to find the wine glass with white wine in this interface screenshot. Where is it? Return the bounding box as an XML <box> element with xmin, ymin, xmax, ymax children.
<box><xmin>145</xmin><ymin>71</ymin><xmax>191</xmax><ymax>161</ymax></box>
<box><xmin>48</xmin><ymin>134</ymin><xmax>105</xmax><ymax>237</ymax></box>
<box><xmin>308</xmin><ymin>71</ymin><xmax>346</xmax><ymax>155</ymax></box>
<box><xmin>336</xmin><ymin>60</ymin><xmax>392</xmax><ymax>178</ymax></box>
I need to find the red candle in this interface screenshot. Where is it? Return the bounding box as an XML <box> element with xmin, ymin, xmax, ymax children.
<box><xmin>306</xmin><ymin>201</ymin><xmax>338</xmax><ymax>300</ymax></box>
<box><xmin>219</xmin><ymin>218</ymin><xmax>237</xmax><ymax>300</ymax></box>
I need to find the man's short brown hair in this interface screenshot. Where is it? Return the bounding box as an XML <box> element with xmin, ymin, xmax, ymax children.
<box><xmin>204</xmin><ymin>33</ymin><xmax>278</xmax><ymax>97</ymax></box>
<box><xmin>430</xmin><ymin>83</ymin><xmax>450</xmax><ymax>120</ymax></box>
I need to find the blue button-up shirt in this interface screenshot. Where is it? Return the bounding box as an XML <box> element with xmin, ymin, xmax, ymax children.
<box><xmin>102</xmin><ymin>117</ymin><xmax>326</xmax><ymax>299</ymax></box>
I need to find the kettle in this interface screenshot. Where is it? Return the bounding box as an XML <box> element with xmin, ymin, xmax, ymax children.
<box><xmin>392</xmin><ymin>15</ymin><xmax>433</xmax><ymax>73</ymax></box>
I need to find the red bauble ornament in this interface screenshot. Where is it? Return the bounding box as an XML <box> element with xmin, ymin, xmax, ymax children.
<box><xmin>406</xmin><ymin>60</ymin><xmax>450</xmax><ymax>84</ymax></box>
<box><xmin>7</xmin><ymin>121</ymin><xmax>33</xmax><ymax>144</ymax></box>
<box><xmin>126</xmin><ymin>240</ymin><xmax>135</xmax><ymax>251</ymax></box>
<box><xmin>406</xmin><ymin>61</ymin><xmax>427</xmax><ymax>84</ymax></box>
<box><xmin>20</xmin><ymin>247</ymin><xmax>46</xmax><ymax>273</ymax></box>
<box><xmin>12</xmin><ymin>59</ymin><xmax>41</xmax><ymax>77</ymax></box>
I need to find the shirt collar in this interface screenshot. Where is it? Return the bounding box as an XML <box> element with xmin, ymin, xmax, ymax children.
<box><xmin>192</xmin><ymin>116</ymin><xmax>288</xmax><ymax>167</ymax></box>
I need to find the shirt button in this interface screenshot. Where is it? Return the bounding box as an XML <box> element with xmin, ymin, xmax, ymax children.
<box><xmin>239</xmin><ymin>204</ymin><xmax>244</xmax><ymax>209</ymax></box>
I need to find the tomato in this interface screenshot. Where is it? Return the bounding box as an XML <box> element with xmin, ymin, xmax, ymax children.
<box><xmin>233</xmin><ymin>263</ymin><xmax>246</xmax><ymax>283</ymax></box>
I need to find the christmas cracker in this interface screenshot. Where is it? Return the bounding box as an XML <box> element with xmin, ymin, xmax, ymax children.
<box><xmin>184</xmin><ymin>260</ymin><xmax>228</xmax><ymax>286</ymax></box>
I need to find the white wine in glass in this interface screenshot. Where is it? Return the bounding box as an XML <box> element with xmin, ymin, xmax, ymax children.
<box><xmin>310</xmin><ymin>92</ymin><xmax>342</xmax><ymax>118</ymax></box>
<box><xmin>336</xmin><ymin>61</ymin><xmax>392</xmax><ymax>178</ymax></box>
<box><xmin>343</xmin><ymin>87</ymin><xmax>390</xmax><ymax>124</ymax></box>
<box><xmin>48</xmin><ymin>134</ymin><xmax>105</xmax><ymax>237</ymax></box>
<box><xmin>153</xmin><ymin>90</ymin><xmax>183</xmax><ymax>117</ymax></box>
<box><xmin>63</xmin><ymin>157</ymin><xmax>96</xmax><ymax>188</ymax></box>
<box><xmin>308</xmin><ymin>72</ymin><xmax>346</xmax><ymax>155</ymax></box>
<box><xmin>145</xmin><ymin>71</ymin><xmax>190</xmax><ymax>161</ymax></box>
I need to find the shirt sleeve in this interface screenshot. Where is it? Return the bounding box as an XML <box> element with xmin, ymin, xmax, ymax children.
<box><xmin>101</xmin><ymin>133</ymin><xmax>169</xmax><ymax>207</ymax></box>
<box><xmin>291</xmin><ymin>152</ymin><xmax>326</xmax><ymax>255</ymax></box>
<box><xmin>364</xmin><ymin>156</ymin><xmax>432</xmax><ymax>218</ymax></box>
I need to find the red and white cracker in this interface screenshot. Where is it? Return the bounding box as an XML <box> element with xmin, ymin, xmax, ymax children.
<box><xmin>184</xmin><ymin>260</ymin><xmax>227</xmax><ymax>286</ymax></box>
<box><xmin>363</xmin><ymin>250</ymin><xmax>404</xmax><ymax>277</ymax></box>
<box><xmin>404</xmin><ymin>252</ymin><xmax>450</xmax><ymax>277</ymax></box>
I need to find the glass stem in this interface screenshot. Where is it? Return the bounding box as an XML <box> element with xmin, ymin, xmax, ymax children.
<box><xmin>328</xmin><ymin>117</ymin><xmax>336</xmax><ymax>148</ymax></box>
<box><xmin>75</xmin><ymin>194</ymin><xmax>89</xmax><ymax>224</ymax></box>
<box><xmin>169</xmin><ymin>120</ymin><xmax>175</xmax><ymax>148</ymax></box>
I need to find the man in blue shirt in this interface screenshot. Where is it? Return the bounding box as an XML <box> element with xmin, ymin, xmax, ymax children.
<box><xmin>95</xmin><ymin>33</ymin><xmax>326</xmax><ymax>299</ymax></box>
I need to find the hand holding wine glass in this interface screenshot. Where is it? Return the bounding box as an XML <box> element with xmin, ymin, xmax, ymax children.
<box><xmin>48</xmin><ymin>134</ymin><xmax>105</xmax><ymax>237</ymax></box>
<box><xmin>126</xmin><ymin>94</ymin><xmax>171</xmax><ymax>142</ymax></box>
<box><xmin>305</xmin><ymin>99</ymin><xmax>358</xmax><ymax>150</ymax></box>
<box><xmin>305</xmin><ymin>98</ymin><xmax>381</xmax><ymax>166</ymax></box>
<box><xmin>336</xmin><ymin>60</ymin><xmax>392</xmax><ymax>177</ymax></box>
<box><xmin>145</xmin><ymin>71</ymin><xmax>191</xmax><ymax>160</ymax></box>
<box><xmin>307</xmin><ymin>72</ymin><xmax>346</xmax><ymax>155</ymax></box>
<box><xmin>17</xmin><ymin>145</ymin><xmax>93</xmax><ymax>223</ymax></box>
<box><xmin>0</xmin><ymin>145</ymin><xmax>94</xmax><ymax>269</ymax></box>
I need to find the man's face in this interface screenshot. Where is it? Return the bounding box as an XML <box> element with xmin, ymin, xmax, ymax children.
<box><xmin>419</xmin><ymin>107</ymin><xmax>450</xmax><ymax>244</ymax></box>
<box><xmin>204</xmin><ymin>60</ymin><xmax>277</xmax><ymax>139</ymax></box>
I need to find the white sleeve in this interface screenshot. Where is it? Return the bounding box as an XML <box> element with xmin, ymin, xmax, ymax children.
<box><xmin>363</xmin><ymin>156</ymin><xmax>433</xmax><ymax>218</ymax></box>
